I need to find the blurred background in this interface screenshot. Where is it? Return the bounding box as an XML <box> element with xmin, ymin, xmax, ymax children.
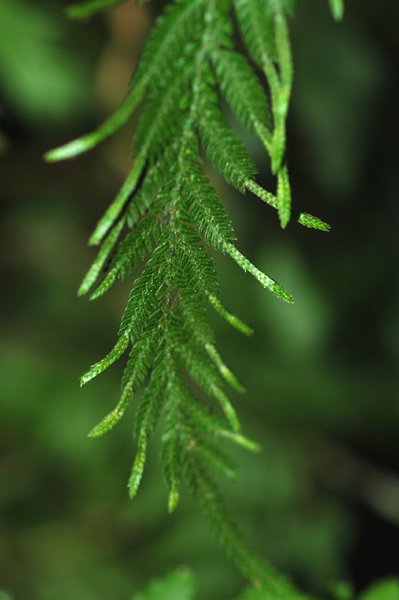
<box><xmin>0</xmin><ymin>0</ymin><xmax>398</xmax><ymax>598</ymax></box>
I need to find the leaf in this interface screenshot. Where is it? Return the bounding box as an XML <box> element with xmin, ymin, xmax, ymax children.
<box><xmin>212</xmin><ymin>48</ymin><xmax>271</xmax><ymax>139</ymax></box>
<box><xmin>80</xmin><ymin>333</ymin><xmax>130</xmax><ymax>386</ymax></box>
<box><xmin>225</xmin><ymin>243</ymin><xmax>294</xmax><ymax>303</ymax></box>
<box><xmin>78</xmin><ymin>218</ymin><xmax>125</xmax><ymax>296</ymax></box>
<box><xmin>276</xmin><ymin>164</ymin><xmax>291</xmax><ymax>228</ymax></box>
<box><xmin>44</xmin><ymin>85</ymin><xmax>145</xmax><ymax>161</ymax></box>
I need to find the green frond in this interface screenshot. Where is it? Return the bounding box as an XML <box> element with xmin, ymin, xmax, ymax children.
<box><xmin>89</xmin><ymin>382</ymin><xmax>134</xmax><ymax>438</ymax></box>
<box><xmin>211</xmin><ymin>48</ymin><xmax>271</xmax><ymax>146</ymax></box>
<box><xmin>78</xmin><ymin>218</ymin><xmax>125</xmax><ymax>297</ymax></box>
<box><xmin>234</xmin><ymin>0</ymin><xmax>277</xmax><ymax>66</ymax></box>
<box><xmin>121</xmin><ymin>329</ymin><xmax>156</xmax><ymax>389</ymax></box>
<box><xmin>88</xmin><ymin>331</ymin><xmax>156</xmax><ymax>438</ymax></box>
<box><xmin>174</xmin><ymin>297</ymin><xmax>214</xmax><ymax>347</ymax></box>
<box><xmin>275</xmin><ymin>11</ymin><xmax>293</xmax><ymax>91</ymax></box>
<box><xmin>55</xmin><ymin>0</ymin><xmax>341</xmax><ymax>585</ymax></box>
<box><xmin>175</xmin><ymin>223</ymin><xmax>219</xmax><ymax>297</ymax></box>
<box><xmin>218</xmin><ymin>429</ymin><xmax>261</xmax><ymax>453</ymax></box>
<box><xmin>178</xmin><ymin>345</ymin><xmax>240</xmax><ymax>432</ymax></box>
<box><xmin>191</xmin><ymin>439</ymin><xmax>237</xmax><ymax>481</ymax></box>
<box><xmin>80</xmin><ymin>333</ymin><xmax>129</xmax><ymax>386</ymax></box>
<box><xmin>276</xmin><ymin>164</ymin><xmax>291</xmax><ymax>228</ymax></box>
<box><xmin>90</xmin><ymin>215</ymin><xmax>162</xmax><ymax>300</ymax></box>
<box><xmin>298</xmin><ymin>212</ymin><xmax>331</xmax><ymax>232</ymax></box>
<box><xmin>132</xmin><ymin>0</ymin><xmax>206</xmax><ymax>86</ymax></box>
<box><xmin>117</xmin><ymin>241</ymin><xmax>169</xmax><ymax>338</ymax></box>
<box><xmin>182</xmin><ymin>165</ymin><xmax>236</xmax><ymax>252</ymax></box>
<box><xmin>129</xmin><ymin>354</ymin><xmax>166</xmax><ymax>497</ymax></box>
<box><xmin>181</xmin><ymin>392</ymin><xmax>260</xmax><ymax>453</ymax></box>
<box><xmin>46</xmin><ymin>0</ymin><xmax>204</xmax><ymax>163</ymax></box>
<box><xmin>161</xmin><ymin>372</ymin><xmax>185</xmax><ymax>512</ymax></box>
<box><xmin>208</xmin><ymin>295</ymin><xmax>253</xmax><ymax>336</ymax></box>
<box><xmin>246</xmin><ymin>179</ymin><xmax>330</xmax><ymax>231</ymax></box>
<box><xmin>132</xmin><ymin>62</ymin><xmax>193</xmax><ymax>159</ymax></box>
<box><xmin>44</xmin><ymin>84</ymin><xmax>145</xmax><ymax>162</ymax></box>
<box><xmin>225</xmin><ymin>243</ymin><xmax>294</xmax><ymax>303</ymax></box>
<box><xmin>269</xmin><ymin>0</ymin><xmax>296</xmax><ymax>17</ymax></box>
<box><xmin>184</xmin><ymin>456</ymin><xmax>264</xmax><ymax>582</ymax></box>
<box><xmin>129</xmin><ymin>431</ymin><xmax>147</xmax><ymax>498</ymax></box>
<box><xmin>89</xmin><ymin>154</ymin><xmax>146</xmax><ymax>246</ymax></box>
<box><xmin>126</xmin><ymin>148</ymin><xmax>177</xmax><ymax>227</ymax></box>
<box><xmin>205</xmin><ymin>343</ymin><xmax>245</xmax><ymax>394</ymax></box>
<box><xmin>199</xmin><ymin>78</ymin><xmax>258</xmax><ymax>192</ymax></box>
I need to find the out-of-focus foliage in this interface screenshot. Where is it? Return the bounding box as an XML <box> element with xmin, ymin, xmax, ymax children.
<box><xmin>130</xmin><ymin>568</ymin><xmax>194</xmax><ymax>600</ymax></box>
<box><xmin>0</xmin><ymin>0</ymin><xmax>96</xmax><ymax>127</ymax></box>
<box><xmin>0</xmin><ymin>0</ymin><xmax>398</xmax><ymax>599</ymax></box>
<box><xmin>127</xmin><ymin>570</ymin><xmax>399</xmax><ymax>600</ymax></box>
<box><xmin>358</xmin><ymin>579</ymin><xmax>399</xmax><ymax>600</ymax></box>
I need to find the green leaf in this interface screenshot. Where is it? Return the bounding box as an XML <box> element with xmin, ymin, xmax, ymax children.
<box><xmin>199</xmin><ymin>76</ymin><xmax>258</xmax><ymax>192</ymax></box>
<box><xmin>225</xmin><ymin>243</ymin><xmax>294</xmax><ymax>303</ymax></box>
<box><xmin>44</xmin><ymin>84</ymin><xmax>145</xmax><ymax>161</ymax></box>
<box><xmin>276</xmin><ymin>164</ymin><xmax>291</xmax><ymax>228</ymax></box>
<box><xmin>211</xmin><ymin>48</ymin><xmax>271</xmax><ymax>142</ymax></box>
<box><xmin>80</xmin><ymin>333</ymin><xmax>130</xmax><ymax>386</ymax></box>
<box><xmin>78</xmin><ymin>218</ymin><xmax>125</xmax><ymax>296</ymax></box>
<box><xmin>208</xmin><ymin>295</ymin><xmax>253</xmax><ymax>336</ymax></box>
<box><xmin>297</xmin><ymin>212</ymin><xmax>331</xmax><ymax>232</ymax></box>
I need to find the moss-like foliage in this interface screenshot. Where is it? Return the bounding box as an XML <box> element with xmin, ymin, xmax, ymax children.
<box><xmin>47</xmin><ymin>0</ymin><xmax>341</xmax><ymax>587</ymax></box>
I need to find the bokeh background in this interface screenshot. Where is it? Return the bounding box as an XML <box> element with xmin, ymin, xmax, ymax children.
<box><xmin>0</xmin><ymin>1</ymin><xmax>398</xmax><ymax>598</ymax></box>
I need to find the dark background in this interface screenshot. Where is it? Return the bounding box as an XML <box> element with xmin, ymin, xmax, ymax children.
<box><xmin>0</xmin><ymin>0</ymin><xmax>398</xmax><ymax>598</ymax></box>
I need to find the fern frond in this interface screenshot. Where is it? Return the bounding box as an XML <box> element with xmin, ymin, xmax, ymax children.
<box><xmin>276</xmin><ymin>164</ymin><xmax>291</xmax><ymax>228</ymax></box>
<box><xmin>44</xmin><ymin>87</ymin><xmax>144</xmax><ymax>161</ymax></box>
<box><xmin>212</xmin><ymin>48</ymin><xmax>271</xmax><ymax>149</ymax></box>
<box><xmin>50</xmin><ymin>0</ymin><xmax>340</xmax><ymax>585</ymax></box>
<box><xmin>129</xmin><ymin>350</ymin><xmax>166</xmax><ymax>497</ymax></box>
<box><xmin>208</xmin><ymin>295</ymin><xmax>253</xmax><ymax>336</ymax></box>
<box><xmin>89</xmin><ymin>330</ymin><xmax>156</xmax><ymax>437</ymax></box>
<box><xmin>184</xmin><ymin>455</ymin><xmax>264</xmax><ymax>582</ymax></box>
<box><xmin>131</xmin><ymin>0</ymin><xmax>205</xmax><ymax>86</ymax></box>
<box><xmin>80</xmin><ymin>333</ymin><xmax>129</xmax><ymax>386</ymax></box>
<box><xmin>182</xmin><ymin>163</ymin><xmax>236</xmax><ymax>252</ymax></box>
<box><xmin>199</xmin><ymin>75</ymin><xmax>258</xmax><ymax>192</ymax></box>
<box><xmin>205</xmin><ymin>343</ymin><xmax>245</xmax><ymax>394</ymax></box>
<box><xmin>90</xmin><ymin>214</ymin><xmax>162</xmax><ymax>299</ymax></box>
<box><xmin>89</xmin><ymin>154</ymin><xmax>147</xmax><ymax>245</ymax></box>
<box><xmin>245</xmin><ymin>179</ymin><xmax>331</xmax><ymax>232</ymax></box>
<box><xmin>78</xmin><ymin>218</ymin><xmax>125</xmax><ymax>297</ymax></box>
<box><xmin>225</xmin><ymin>243</ymin><xmax>294</xmax><ymax>303</ymax></box>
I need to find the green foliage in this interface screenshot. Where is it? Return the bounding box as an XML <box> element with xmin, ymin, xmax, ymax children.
<box><xmin>130</xmin><ymin>573</ymin><xmax>399</xmax><ymax>600</ymax></box>
<box><xmin>47</xmin><ymin>0</ymin><xmax>343</xmax><ymax>586</ymax></box>
<box><xmin>0</xmin><ymin>0</ymin><xmax>91</xmax><ymax>124</ymax></box>
<box><xmin>66</xmin><ymin>0</ymin><xmax>126</xmax><ymax>20</ymax></box>
<box><xmin>358</xmin><ymin>579</ymin><xmax>399</xmax><ymax>600</ymax></box>
<box><xmin>131</xmin><ymin>569</ymin><xmax>194</xmax><ymax>600</ymax></box>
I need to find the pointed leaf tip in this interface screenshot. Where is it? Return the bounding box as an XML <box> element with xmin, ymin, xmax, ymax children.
<box><xmin>44</xmin><ymin>138</ymin><xmax>95</xmax><ymax>162</ymax></box>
